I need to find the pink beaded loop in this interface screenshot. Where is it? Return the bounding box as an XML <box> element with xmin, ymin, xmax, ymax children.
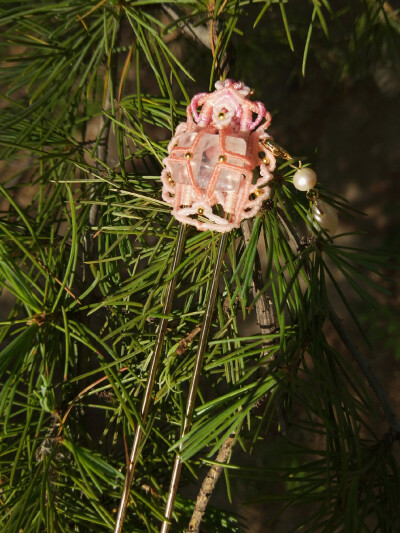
<box><xmin>161</xmin><ymin>79</ymin><xmax>274</xmax><ymax>232</ymax></box>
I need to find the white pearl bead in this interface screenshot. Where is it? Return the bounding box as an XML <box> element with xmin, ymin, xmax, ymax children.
<box><xmin>311</xmin><ymin>200</ymin><xmax>339</xmax><ymax>235</ymax></box>
<box><xmin>293</xmin><ymin>168</ymin><xmax>317</xmax><ymax>191</ymax></box>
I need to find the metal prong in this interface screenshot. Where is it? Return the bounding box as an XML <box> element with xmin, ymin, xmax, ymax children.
<box><xmin>114</xmin><ymin>223</ymin><xmax>187</xmax><ymax>533</ymax></box>
<box><xmin>261</xmin><ymin>138</ymin><xmax>292</xmax><ymax>161</ymax></box>
<box><xmin>160</xmin><ymin>230</ymin><xmax>229</xmax><ymax>533</ymax></box>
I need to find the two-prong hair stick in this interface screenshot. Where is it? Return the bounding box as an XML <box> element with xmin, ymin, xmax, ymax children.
<box><xmin>114</xmin><ymin>79</ymin><xmax>280</xmax><ymax>531</ymax></box>
<box><xmin>113</xmin><ymin>223</ymin><xmax>187</xmax><ymax>533</ymax></box>
<box><xmin>160</xmin><ymin>228</ymin><xmax>229</xmax><ymax>532</ymax></box>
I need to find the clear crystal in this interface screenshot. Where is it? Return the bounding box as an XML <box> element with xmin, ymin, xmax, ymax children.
<box><xmin>169</xmin><ymin>132</ymin><xmax>196</xmax><ymax>185</ymax></box>
<box><xmin>169</xmin><ymin>132</ymin><xmax>247</xmax><ymax>192</ymax></box>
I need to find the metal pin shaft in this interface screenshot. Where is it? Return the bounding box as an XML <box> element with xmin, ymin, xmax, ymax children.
<box><xmin>160</xmin><ymin>230</ymin><xmax>229</xmax><ymax>533</ymax></box>
<box><xmin>114</xmin><ymin>223</ymin><xmax>187</xmax><ymax>533</ymax></box>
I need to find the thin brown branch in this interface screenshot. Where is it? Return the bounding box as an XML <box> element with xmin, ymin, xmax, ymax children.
<box><xmin>177</xmin><ymin>324</ymin><xmax>202</xmax><ymax>355</ymax></box>
<box><xmin>117</xmin><ymin>41</ymin><xmax>135</xmax><ymax>102</ymax></box>
<box><xmin>241</xmin><ymin>217</ymin><xmax>277</xmax><ymax>333</ymax></box>
<box><xmin>57</xmin><ymin>367</ymin><xmax>129</xmax><ymax>435</ymax></box>
<box><xmin>35</xmin><ymin>258</ymin><xmax>82</xmax><ymax>304</ymax></box>
<box><xmin>163</xmin><ymin>5</ymin><xmax>211</xmax><ymax>49</ymax></box>
<box><xmin>186</xmin><ymin>436</ymin><xmax>235</xmax><ymax>533</ymax></box>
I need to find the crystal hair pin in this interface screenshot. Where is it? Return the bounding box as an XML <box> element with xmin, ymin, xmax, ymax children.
<box><xmin>114</xmin><ymin>79</ymin><xmax>337</xmax><ymax>533</ymax></box>
<box><xmin>161</xmin><ymin>79</ymin><xmax>275</xmax><ymax>232</ymax></box>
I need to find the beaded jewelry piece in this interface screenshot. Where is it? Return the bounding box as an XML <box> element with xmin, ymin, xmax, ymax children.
<box><xmin>161</xmin><ymin>79</ymin><xmax>275</xmax><ymax>232</ymax></box>
<box><xmin>114</xmin><ymin>81</ymin><xmax>340</xmax><ymax>533</ymax></box>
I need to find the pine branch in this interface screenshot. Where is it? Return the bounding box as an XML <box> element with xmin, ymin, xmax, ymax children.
<box><xmin>329</xmin><ymin>306</ymin><xmax>400</xmax><ymax>435</ymax></box>
<box><xmin>82</xmin><ymin>74</ymin><xmax>112</xmax><ymax>266</ymax></box>
<box><xmin>2</xmin><ymin>3</ymin><xmax>399</xmax><ymax>531</ymax></box>
<box><xmin>278</xmin><ymin>209</ymin><xmax>400</xmax><ymax>437</ymax></box>
<box><xmin>186</xmin><ymin>436</ymin><xmax>235</xmax><ymax>533</ymax></box>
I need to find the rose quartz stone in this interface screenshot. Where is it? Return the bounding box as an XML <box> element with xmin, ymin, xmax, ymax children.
<box><xmin>170</xmin><ymin>133</ymin><xmax>247</xmax><ymax>192</ymax></box>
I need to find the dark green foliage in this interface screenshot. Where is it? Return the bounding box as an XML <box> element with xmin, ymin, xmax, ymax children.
<box><xmin>0</xmin><ymin>1</ymin><xmax>399</xmax><ymax>532</ymax></box>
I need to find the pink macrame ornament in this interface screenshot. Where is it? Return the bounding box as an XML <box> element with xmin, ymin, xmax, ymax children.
<box><xmin>161</xmin><ymin>79</ymin><xmax>276</xmax><ymax>232</ymax></box>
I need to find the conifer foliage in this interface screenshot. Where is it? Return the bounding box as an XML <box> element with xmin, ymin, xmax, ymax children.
<box><xmin>0</xmin><ymin>2</ymin><xmax>399</xmax><ymax>532</ymax></box>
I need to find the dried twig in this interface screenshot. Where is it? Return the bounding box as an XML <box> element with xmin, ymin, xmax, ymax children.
<box><xmin>163</xmin><ymin>5</ymin><xmax>210</xmax><ymax>48</ymax></box>
<box><xmin>57</xmin><ymin>367</ymin><xmax>129</xmax><ymax>434</ymax></box>
<box><xmin>177</xmin><ymin>324</ymin><xmax>202</xmax><ymax>355</ymax></box>
<box><xmin>241</xmin><ymin>217</ymin><xmax>276</xmax><ymax>333</ymax></box>
<box><xmin>186</xmin><ymin>437</ymin><xmax>235</xmax><ymax>533</ymax></box>
<box><xmin>36</xmin><ymin>258</ymin><xmax>82</xmax><ymax>304</ymax></box>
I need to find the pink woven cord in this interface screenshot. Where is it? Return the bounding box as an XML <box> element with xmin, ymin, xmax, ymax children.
<box><xmin>258</xmin><ymin>109</ymin><xmax>272</xmax><ymax>132</ymax></box>
<box><xmin>161</xmin><ymin>80</ymin><xmax>274</xmax><ymax>232</ymax></box>
<box><xmin>239</xmin><ymin>100</ymin><xmax>253</xmax><ymax>131</ymax></box>
<box><xmin>190</xmin><ymin>93</ymin><xmax>208</xmax><ymax>122</ymax></box>
<box><xmin>249</xmin><ymin>101</ymin><xmax>266</xmax><ymax>130</ymax></box>
<box><xmin>198</xmin><ymin>104</ymin><xmax>213</xmax><ymax>126</ymax></box>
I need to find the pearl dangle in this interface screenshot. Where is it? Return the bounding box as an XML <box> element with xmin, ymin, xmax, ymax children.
<box><xmin>292</xmin><ymin>166</ymin><xmax>338</xmax><ymax>236</ymax></box>
<box><xmin>309</xmin><ymin>193</ymin><xmax>339</xmax><ymax>236</ymax></box>
<box><xmin>293</xmin><ymin>167</ymin><xmax>317</xmax><ymax>191</ymax></box>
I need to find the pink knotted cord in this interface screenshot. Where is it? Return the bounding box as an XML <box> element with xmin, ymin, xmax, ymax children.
<box><xmin>249</xmin><ymin>101</ymin><xmax>266</xmax><ymax>130</ymax></box>
<box><xmin>191</xmin><ymin>93</ymin><xmax>208</xmax><ymax>122</ymax></box>
<box><xmin>161</xmin><ymin>80</ymin><xmax>273</xmax><ymax>232</ymax></box>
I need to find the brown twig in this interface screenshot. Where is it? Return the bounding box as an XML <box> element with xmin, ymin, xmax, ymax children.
<box><xmin>177</xmin><ymin>324</ymin><xmax>202</xmax><ymax>355</ymax></box>
<box><xmin>186</xmin><ymin>437</ymin><xmax>235</xmax><ymax>533</ymax></box>
<box><xmin>57</xmin><ymin>367</ymin><xmax>128</xmax><ymax>435</ymax></box>
<box><xmin>241</xmin><ymin>217</ymin><xmax>276</xmax><ymax>334</ymax></box>
<box><xmin>163</xmin><ymin>5</ymin><xmax>211</xmax><ymax>48</ymax></box>
<box><xmin>36</xmin><ymin>258</ymin><xmax>82</xmax><ymax>304</ymax></box>
<box><xmin>117</xmin><ymin>41</ymin><xmax>135</xmax><ymax>102</ymax></box>
<box><xmin>242</xmin><ymin>216</ymin><xmax>288</xmax><ymax>439</ymax></box>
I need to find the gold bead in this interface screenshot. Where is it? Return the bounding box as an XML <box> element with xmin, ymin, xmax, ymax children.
<box><xmin>197</xmin><ymin>207</ymin><xmax>204</xmax><ymax>215</ymax></box>
<box><xmin>249</xmin><ymin>88</ymin><xmax>255</xmax><ymax>96</ymax></box>
<box><xmin>262</xmin><ymin>156</ymin><xmax>270</xmax><ymax>165</ymax></box>
<box><xmin>218</xmin><ymin>154</ymin><xmax>226</xmax><ymax>163</ymax></box>
<box><xmin>185</xmin><ymin>152</ymin><xmax>193</xmax><ymax>160</ymax></box>
<box><xmin>166</xmin><ymin>173</ymin><xmax>175</xmax><ymax>186</ymax></box>
<box><xmin>218</xmin><ymin>112</ymin><xmax>225</xmax><ymax>120</ymax></box>
<box><xmin>254</xmin><ymin>189</ymin><xmax>262</xmax><ymax>197</ymax></box>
